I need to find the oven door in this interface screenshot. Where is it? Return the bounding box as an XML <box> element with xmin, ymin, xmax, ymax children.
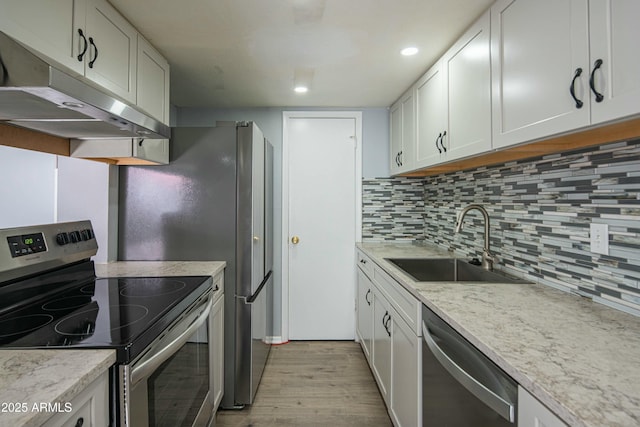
<box><xmin>120</xmin><ymin>290</ymin><xmax>214</xmax><ymax>427</ymax></box>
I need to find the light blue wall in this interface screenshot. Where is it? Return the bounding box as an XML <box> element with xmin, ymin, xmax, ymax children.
<box><xmin>176</xmin><ymin>106</ymin><xmax>390</xmax><ymax>337</ymax></box>
<box><xmin>177</xmin><ymin>107</ymin><xmax>389</xmax><ymax>178</ymax></box>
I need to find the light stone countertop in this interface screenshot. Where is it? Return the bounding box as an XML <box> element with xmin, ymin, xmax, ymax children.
<box><xmin>0</xmin><ymin>349</ymin><xmax>115</xmax><ymax>427</ymax></box>
<box><xmin>358</xmin><ymin>241</ymin><xmax>640</xmax><ymax>427</ymax></box>
<box><xmin>94</xmin><ymin>260</ymin><xmax>226</xmax><ymax>278</ymax></box>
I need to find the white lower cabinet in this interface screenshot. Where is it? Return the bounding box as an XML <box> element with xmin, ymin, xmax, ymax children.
<box><xmin>211</xmin><ymin>274</ymin><xmax>225</xmax><ymax>412</ymax></box>
<box><xmin>42</xmin><ymin>371</ymin><xmax>108</xmax><ymax>427</ymax></box>
<box><xmin>356</xmin><ymin>268</ymin><xmax>374</xmax><ymax>361</ymax></box>
<box><xmin>389</xmin><ymin>307</ymin><xmax>421</xmax><ymax>427</ymax></box>
<box><xmin>356</xmin><ymin>251</ymin><xmax>421</xmax><ymax>427</ymax></box>
<box><xmin>372</xmin><ymin>289</ymin><xmax>392</xmax><ymax>404</ymax></box>
<box><xmin>518</xmin><ymin>387</ymin><xmax>568</xmax><ymax>427</ymax></box>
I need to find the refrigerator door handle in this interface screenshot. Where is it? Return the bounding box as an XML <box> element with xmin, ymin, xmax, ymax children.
<box><xmin>245</xmin><ymin>270</ymin><xmax>273</xmax><ymax>304</ymax></box>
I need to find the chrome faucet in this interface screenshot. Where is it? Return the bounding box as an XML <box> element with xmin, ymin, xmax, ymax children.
<box><xmin>454</xmin><ymin>204</ymin><xmax>495</xmax><ymax>271</ymax></box>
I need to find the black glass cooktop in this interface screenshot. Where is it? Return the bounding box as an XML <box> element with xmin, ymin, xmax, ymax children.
<box><xmin>0</xmin><ymin>262</ymin><xmax>211</xmax><ymax>363</ymax></box>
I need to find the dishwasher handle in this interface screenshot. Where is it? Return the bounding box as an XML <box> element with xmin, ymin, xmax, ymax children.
<box><xmin>422</xmin><ymin>322</ymin><xmax>516</xmax><ymax>423</ymax></box>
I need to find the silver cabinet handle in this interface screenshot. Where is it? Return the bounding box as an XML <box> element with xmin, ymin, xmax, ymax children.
<box><xmin>422</xmin><ymin>322</ymin><xmax>516</xmax><ymax>423</ymax></box>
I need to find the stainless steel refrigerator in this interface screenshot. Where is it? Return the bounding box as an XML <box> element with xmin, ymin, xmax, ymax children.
<box><xmin>118</xmin><ymin>122</ymin><xmax>274</xmax><ymax>409</ymax></box>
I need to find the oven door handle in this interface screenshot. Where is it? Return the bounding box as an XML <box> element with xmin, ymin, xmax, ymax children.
<box><xmin>131</xmin><ymin>292</ymin><xmax>213</xmax><ymax>386</ymax></box>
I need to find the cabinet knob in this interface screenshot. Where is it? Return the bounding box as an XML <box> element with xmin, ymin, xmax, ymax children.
<box><xmin>75</xmin><ymin>417</ymin><xmax>84</xmax><ymax>427</ymax></box>
<box><xmin>291</xmin><ymin>236</ymin><xmax>300</xmax><ymax>244</ymax></box>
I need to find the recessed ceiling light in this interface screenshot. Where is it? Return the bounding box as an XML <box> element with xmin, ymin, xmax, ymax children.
<box><xmin>294</xmin><ymin>86</ymin><xmax>309</xmax><ymax>93</ymax></box>
<box><xmin>401</xmin><ymin>47</ymin><xmax>419</xmax><ymax>56</ymax></box>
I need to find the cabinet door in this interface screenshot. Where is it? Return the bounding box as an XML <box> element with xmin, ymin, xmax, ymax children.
<box><xmin>390</xmin><ymin>100</ymin><xmax>403</xmax><ymax>175</ymax></box>
<box><xmin>444</xmin><ymin>10</ymin><xmax>492</xmax><ymax>161</ymax></box>
<box><xmin>0</xmin><ymin>0</ymin><xmax>85</xmax><ymax>74</ymax></box>
<box><xmin>518</xmin><ymin>386</ymin><xmax>568</xmax><ymax>427</ymax></box>
<box><xmin>389</xmin><ymin>89</ymin><xmax>416</xmax><ymax>175</ymax></box>
<box><xmin>390</xmin><ymin>313</ymin><xmax>421</xmax><ymax>427</ymax></box>
<box><xmin>42</xmin><ymin>372</ymin><xmax>108</xmax><ymax>427</ymax></box>
<box><xmin>372</xmin><ymin>290</ymin><xmax>392</xmax><ymax>404</ymax></box>
<box><xmin>84</xmin><ymin>0</ymin><xmax>137</xmax><ymax>103</ymax></box>
<box><xmin>137</xmin><ymin>35</ymin><xmax>170</xmax><ymax>124</ymax></box>
<box><xmin>134</xmin><ymin>138</ymin><xmax>169</xmax><ymax>164</ymax></box>
<box><xmin>415</xmin><ymin>61</ymin><xmax>446</xmax><ymax>168</ymax></box>
<box><xmin>211</xmin><ymin>290</ymin><xmax>225</xmax><ymax>410</ymax></box>
<box><xmin>398</xmin><ymin>90</ymin><xmax>416</xmax><ymax>173</ymax></box>
<box><xmin>356</xmin><ymin>268</ymin><xmax>374</xmax><ymax>360</ymax></box>
<box><xmin>491</xmin><ymin>0</ymin><xmax>590</xmax><ymax>148</ymax></box>
<box><xmin>588</xmin><ymin>0</ymin><xmax>640</xmax><ymax>124</ymax></box>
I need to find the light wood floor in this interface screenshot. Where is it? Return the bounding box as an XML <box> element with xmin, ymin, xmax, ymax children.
<box><xmin>214</xmin><ymin>341</ymin><xmax>393</xmax><ymax>426</ymax></box>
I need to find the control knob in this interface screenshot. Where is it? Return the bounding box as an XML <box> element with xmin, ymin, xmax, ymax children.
<box><xmin>56</xmin><ymin>232</ymin><xmax>70</xmax><ymax>246</ymax></box>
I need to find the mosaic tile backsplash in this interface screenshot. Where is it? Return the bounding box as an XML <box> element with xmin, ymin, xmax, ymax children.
<box><xmin>363</xmin><ymin>138</ymin><xmax>640</xmax><ymax>315</ymax></box>
<box><xmin>362</xmin><ymin>178</ymin><xmax>426</xmax><ymax>241</ymax></box>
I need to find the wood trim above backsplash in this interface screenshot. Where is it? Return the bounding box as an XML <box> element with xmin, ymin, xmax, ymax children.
<box><xmin>0</xmin><ymin>123</ymin><xmax>70</xmax><ymax>156</ymax></box>
<box><xmin>401</xmin><ymin>117</ymin><xmax>640</xmax><ymax>177</ymax></box>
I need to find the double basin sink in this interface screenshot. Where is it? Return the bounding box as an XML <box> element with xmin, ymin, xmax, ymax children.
<box><xmin>385</xmin><ymin>258</ymin><xmax>526</xmax><ymax>284</ymax></box>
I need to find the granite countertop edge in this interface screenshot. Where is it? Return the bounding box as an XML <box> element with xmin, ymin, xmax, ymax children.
<box><xmin>94</xmin><ymin>260</ymin><xmax>226</xmax><ymax>278</ymax></box>
<box><xmin>357</xmin><ymin>241</ymin><xmax>640</xmax><ymax>427</ymax></box>
<box><xmin>0</xmin><ymin>349</ymin><xmax>116</xmax><ymax>427</ymax></box>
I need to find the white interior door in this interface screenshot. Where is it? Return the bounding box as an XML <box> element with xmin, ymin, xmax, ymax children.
<box><xmin>285</xmin><ymin>113</ymin><xmax>360</xmax><ymax>340</ymax></box>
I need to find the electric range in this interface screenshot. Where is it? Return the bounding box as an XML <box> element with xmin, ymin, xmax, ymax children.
<box><xmin>0</xmin><ymin>221</ymin><xmax>215</xmax><ymax>426</ymax></box>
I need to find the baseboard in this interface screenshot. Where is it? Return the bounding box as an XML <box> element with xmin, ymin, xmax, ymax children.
<box><xmin>265</xmin><ymin>336</ymin><xmax>287</xmax><ymax>345</ymax></box>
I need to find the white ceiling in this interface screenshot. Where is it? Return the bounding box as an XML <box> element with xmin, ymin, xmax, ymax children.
<box><xmin>110</xmin><ymin>0</ymin><xmax>494</xmax><ymax>108</ymax></box>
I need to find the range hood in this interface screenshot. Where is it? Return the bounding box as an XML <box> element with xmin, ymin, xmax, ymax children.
<box><xmin>0</xmin><ymin>31</ymin><xmax>170</xmax><ymax>140</ymax></box>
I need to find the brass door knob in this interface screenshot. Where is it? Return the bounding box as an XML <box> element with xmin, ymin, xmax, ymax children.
<box><xmin>291</xmin><ymin>236</ymin><xmax>300</xmax><ymax>244</ymax></box>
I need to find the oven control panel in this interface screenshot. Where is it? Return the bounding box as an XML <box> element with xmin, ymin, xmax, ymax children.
<box><xmin>7</xmin><ymin>232</ymin><xmax>46</xmax><ymax>258</ymax></box>
<box><xmin>0</xmin><ymin>220</ymin><xmax>98</xmax><ymax>283</ymax></box>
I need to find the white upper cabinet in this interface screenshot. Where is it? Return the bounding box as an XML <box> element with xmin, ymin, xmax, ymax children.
<box><xmin>415</xmin><ymin>60</ymin><xmax>446</xmax><ymax>169</ymax></box>
<box><xmin>491</xmin><ymin>0</ymin><xmax>591</xmax><ymax>149</ymax></box>
<box><xmin>414</xmin><ymin>11</ymin><xmax>491</xmax><ymax>169</ymax></box>
<box><xmin>492</xmin><ymin>0</ymin><xmax>640</xmax><ymax>149</ymax></box>
<box><xmin>389</xmin><ymin>0</ymin><xmax>640</xmax><ymax>174</ymax></box>
<box><xmin>393</xmin><ymin>10</ymin><xmax>491</xmax><ymax>173</ymax></box>
<box><xmin>389</xmin><ymin>88</ymin><xmax>416</xmax><ymax>174</ymax></box>
<box><xmin>1</xmin><ymin>0</ymin><xmax>142</xmax><ymax>105</ymax></box>
<box><xmin>389</xmin><ymin>101</ymin><xmax>403</xmax><ymax>174</ymax></box>
<box><xmin>137</xmin><ymin>35</ymin><xmax>170</xmax><ymax>124</ymax></box>
<box><xmin>588</xmin><ymin>0</ymin><xmax>640</xmax><ymax>125</ymax></box>
<box><xmin>444</xmin><ymin>10</ymin><xmax>492</xmax><ymax>161</ymax></box>
<box><xmin>83</xmin><ymin>0</ymin><xmax>137</xmax><ymax>103</ymax></box>
<box><xmin>0</xmin><ymin>0</ymin><xmax>84</xmax><ymax>74</ymax></box>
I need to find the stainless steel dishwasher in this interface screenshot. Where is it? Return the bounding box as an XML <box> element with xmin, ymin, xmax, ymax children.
<box><xmin>422</xmin><ymin>304</ymin><xmax>518</xmax><ymax>426</ymax></box>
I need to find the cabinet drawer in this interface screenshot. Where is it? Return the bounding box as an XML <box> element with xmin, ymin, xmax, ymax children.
<box><xmin>356</xmin><ymin>250</ymin><xmax>374</xmax><ymax>278</ymax></box>
<box><xmin>373</xmin><ymin>264</ymin><xmax>421</xmax><ymax>336</ymax></box>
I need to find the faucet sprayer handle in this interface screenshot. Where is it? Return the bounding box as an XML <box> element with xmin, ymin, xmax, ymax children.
<box><xmin>454</xmin><ymin>212</ymin><xmax>463</xmax><ymax>232</ymax></box>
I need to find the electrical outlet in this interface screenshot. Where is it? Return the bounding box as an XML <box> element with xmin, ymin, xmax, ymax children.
<box><xmin>590</xmin><ymin>223</ymin><xmax>609</xmax><ymax>255</ymax></box>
